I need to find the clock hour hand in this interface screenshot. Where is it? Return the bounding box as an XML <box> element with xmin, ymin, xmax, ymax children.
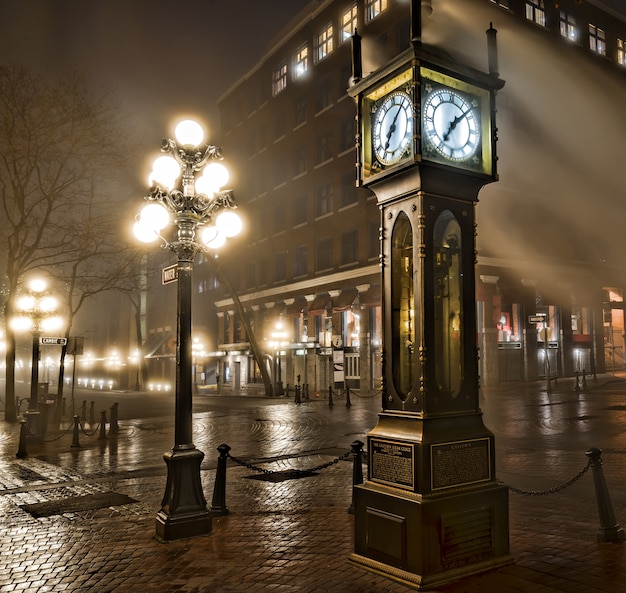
<box><xmin>443</xmin><ymin>108</ymin><xmax>471</xmax><ymax>142</ymax></box>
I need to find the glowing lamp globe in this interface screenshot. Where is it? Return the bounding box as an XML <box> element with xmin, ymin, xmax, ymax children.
<box><xmin>203</xmin><ymin>162</ymin><xmax>229</xmax><ymax>190</ymax></box>
<box><xmin>150</xmin><ymin>155</ymin><xmax>180</xmax><ymax>189</ymax></box>
<box><xmin>133</xmin><ymin>220</ymin><xmax>159</xmax><ymax>243</ymax></box>
<box><xmin>175</xmin><ymin>120</ymin><xmax>205</xmax><ymax>147</ymax></box>
<box><xmin>216</xmin><ymin>210</ymin><xmax>242</xmax><ymax>238</ymax></box>
<box><xmin>140</xmin><ymin>203</ymin><xmax>170</xmax><ymax>230</ymax></box>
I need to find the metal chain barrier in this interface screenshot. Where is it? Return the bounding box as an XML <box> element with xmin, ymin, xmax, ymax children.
<box><xmin>498</xmin><ymin>459</ymin><xmax>591</xmax><ymax>496</ymax></box>
<box><xmin>227</xmin><ymin>449</ymin><xmax>352</xmax><ymax>477</ymax></box>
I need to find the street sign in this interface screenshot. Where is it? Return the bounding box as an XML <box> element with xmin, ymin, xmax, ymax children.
<box><xmin>162</xmin><ymin>264</ymin><xmax>178</xmax><ymax>285</ymax></box>
<box><xmin>528</xmin><ymin>315</ymin><xmax>546</xmax><ymax>323</ymax></box>
<box><xmin>40</xmin><ymin>337</ymin><xmax>67</xmax><ymax>346</ymax></box>
<box><xmin>67</xmin><ymin>336</ymin><xmax>84</xmax><ymax>355</ymax></box>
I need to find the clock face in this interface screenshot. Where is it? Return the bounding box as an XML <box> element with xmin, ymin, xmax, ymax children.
<box><xmin>422</xmin><ymin>85</ymin><xmax>481</xmax><ymax>163</ymax></box>
<box><xmin>372</xmin><ymin>91</ymin><xmax>413</xmax><ymax>166</ymax></box>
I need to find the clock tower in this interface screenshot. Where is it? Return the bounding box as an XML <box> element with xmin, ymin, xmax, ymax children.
<box><xmin>348</xmin><ymin>2</ymin><xmax>511</xmax><ymax>589</ymax></box>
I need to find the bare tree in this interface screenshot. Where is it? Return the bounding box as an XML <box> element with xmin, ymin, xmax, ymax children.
<box><xmin>0</xmin><ymin>66</ymin><xmax>126</xmax><ymax>421</ymax></box>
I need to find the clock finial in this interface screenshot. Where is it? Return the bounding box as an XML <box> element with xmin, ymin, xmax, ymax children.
<box><xmin>411</xmin><ymin>0</ymin><xmax>422</xmax><ymax>47</ymax></box>
<box><xmin>351</xmin><ymin>28</ymin><xmax>362</xmax><ymax>84</ymax></box>
<box><xmin>487</xmin><ymin>23</ymin><xmax>500</xmax><ymax>77</ymax></box>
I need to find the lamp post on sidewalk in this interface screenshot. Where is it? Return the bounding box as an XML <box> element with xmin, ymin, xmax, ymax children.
<box><xmin>12</xmin><ymin>278</ymin><xmax>62</xmax><ymax>438</ymax></box>
<box><xmin>134</xmin><ymin>119</ymin><xmax>242</xmax><ymax>541</ymax></box>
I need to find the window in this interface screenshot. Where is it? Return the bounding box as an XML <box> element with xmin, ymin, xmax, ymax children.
<box><xmin>619</xmin><ymin>39</ymin><xmax>626</xmax><ymax>66</ymax></box>
<box><xmin>559</xmin><ymin>12</ymin><xmax>577</xmax><ymax>42</ymax></box>
<box><xmin>340</xmin><ymin>172</ymin><xmax>358</xmax><ymax>208</ymax></box>
<box><xmin>316</xmin><ymin>184</ymin><xmax>333</xmax><ymax>217</ymax></box>
<box><xmin>316</xmin><ymin>237</ymin><xmax>333</xmax><ymax>271</ymax></box>
<box><xmin>316</xmin><ymin>22</ymin><xmax>334</xmax><ymax>62</ymax></box>
<box><xmin>274</xmin><ymin>252</ymin><xmax>287</xmax><ymax>283</ymax></box>
<box><xmin>366</xmin><ymin>0</ymin><xmax>387</xmax><ymax>23</ymax></box>
<box><xmin>525</xmin><ymin>0</ymin><xmax>545</xmax><ymax>27</ymax></box>
<box><xmin>294</xmin><ymin>146</ymin><xmax>307</xmax><ymax>176</ymax></box>
<box><xmin>294</xmin><ymin>245</ymin><xmax>308</xmax><ymax>277</ymax></box>
<box><xmin>294</xmin><ymin>194</ymin><xmax>308</xmax><ymax>225</ymax></box>
<box><xmin>589</xmin><ymin>24</ymin><xmax>606</xmax><ymax>56</ymax></box>
<box><xmin>295</xmin><ymin>96</ymin><xmax>307</xmax><ymax>126</ymax></box>
<box><xmin>341</xmin><ymin>230</ymin><xmax>358</xmax><ymax>265</ymax></box>
<box><xmin>341</xmin><ymin>4</ymin><xmax>358</xmax><ymax>43</ymax></box>
<box><xmin>272</xmin><ymin>62</ymin><xmax>287</xmax><ymax>96</ymax></box>
<box><xmin>294</xmin><ymin>44</ymin><xmax>308</xmax><ymax>79</ymax></box>
<box><xmin>316</xmin><ymin>132</ymin><xmax>333</xmax><ymax>164</ymax></box>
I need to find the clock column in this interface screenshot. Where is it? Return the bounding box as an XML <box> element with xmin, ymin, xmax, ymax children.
<box><xmin>348</xmin><ymin>13</ymin><xmax>511</xmax><ymax>591</ymax></box>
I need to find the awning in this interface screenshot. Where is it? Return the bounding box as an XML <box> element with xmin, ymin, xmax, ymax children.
<box><xmin>285</xmin><ymin>298</ymin><xmax>305</xmax><ymax>318</ymax></box>
<box><xmin>143</xmin><ymin>333</ymin><xmax>175</xmax><ymax>358</ymax></box>
<box><xmin>359</xmin><ymin>285</ymin><xmax>381</xmax><ymax>308</ymax></box>
<box><xmin>332</xmin><ymin>289</ymin><xmax>358</xmax><ymax>311</ymax></box>
<box><xmin>307</xmin><ymin>293</ymin><xmax>330</xmax><ymax>316</ymax></box>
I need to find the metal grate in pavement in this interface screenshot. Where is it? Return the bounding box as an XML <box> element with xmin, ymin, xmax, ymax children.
<box><xmin>20</xmin><ymin>491</ymin><xmax>138</xmax><ymax>518</ymax></box>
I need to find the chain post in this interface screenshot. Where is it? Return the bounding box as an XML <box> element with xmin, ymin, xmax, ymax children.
<box><xmin>71</xmin><ymin>415</ymin><xmax>81</xmax><ymax>448</ymax></box>
<box><xmin>210</xmin><ymin>443</ymin><xmax>231</xmax><ymax>516</ymax></box>
<box><xmin>349</xmin><ymin>440</ymin><xmax>364</xmax><ymax>514</ymax></box>
<box><xmin>16</xmin><ymin>419</ymin><xmax>28</xmax><ymax>459</ymax></box>
<box><xmin>98</xmin><ymin>410</ymin><xmax>108</xmax><ymax>440</ymax></box>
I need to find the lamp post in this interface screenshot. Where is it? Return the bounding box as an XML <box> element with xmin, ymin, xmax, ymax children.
<box><xmin>134</xmin><ymin>119</ymin><xmax>242</xmax><ymax>541</ymax></box>
<box><xmin>13</xmin><ymin>278</ymin><xmax>61</xmax><ymax>438</ymax></box>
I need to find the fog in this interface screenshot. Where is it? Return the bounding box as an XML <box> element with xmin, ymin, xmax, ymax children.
<box><xmin>423</xmin><ymin>0</ymin><xmax>626</xmax><ymax>280</ymax></box>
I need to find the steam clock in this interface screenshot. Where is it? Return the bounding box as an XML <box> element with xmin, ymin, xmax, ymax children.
<box><xmin>348</xmin><ymin>4</ymin><xmax>511</xmax><ymax>589</ymax></box>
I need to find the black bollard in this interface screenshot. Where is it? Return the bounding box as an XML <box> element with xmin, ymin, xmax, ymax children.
<box><xmin>71</xmin><ymin>415</ymin><xmax>81</xmax><ymax>448</ymax></box>
<box><xmin>98</xmin><ymin>410</ymin><xmax>107</xmax><ymax>440</ymax></box>
<box><xmin>210</xmin><ymin>443</ymin><xmax>231</xmax><ymax>516</ymax></box>
<box><xmin>328</xmin><ymin>385</ymin><xmax>334</xmax><ymax>407</ymax></box>
<box><xmin>346</xmin><ymin>385</ymin><xmax>352</xmax><ymax>407</ymax></box>
<box><xmin>585</xmin><ymin>448</ymin><xmax>625</xmax><ymax>542</ymax></box>
<box><xmin>349</xmin><ymin>440</ymin><xmax>364</xmax><ymax>514</ymax></box>
<box><xmin>89</xmin><ymin>401</ymin><xmax>95</xmax><ymax>425</ymax></box>
<box><xmin>16</xmin><ymin>419</ymin><xmax>28</xmax><ymax>459</ymax></box>
<box><xmin>294</xmin><ymin>384</ymin><xmax>301</xmax><ymax>404</ymax></box>
<box><xmin>109</xmin><ymin>402</ymin><xmax>119</xmax><ymax>435</ymax></box>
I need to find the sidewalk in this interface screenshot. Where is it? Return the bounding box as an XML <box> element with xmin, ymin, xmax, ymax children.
<box><xmin>0</xmin><ymin>376</ymin><xmax>624</xmax><ymax>592</ymax></box>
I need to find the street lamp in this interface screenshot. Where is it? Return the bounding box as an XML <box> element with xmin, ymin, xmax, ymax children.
<box><xmin>134</xmin><ymin>119</ymin><xmax>242</xmax><ymax>541</ymax></box>
<box><xmin>12</xmin><ymin>278</ymin><xmax>62</xmax><ymax>438</ymax></box>
<box><xmin>268</xmin><ymin>320</ymin><xmax>289</xmax><ymax>396</ymax></box>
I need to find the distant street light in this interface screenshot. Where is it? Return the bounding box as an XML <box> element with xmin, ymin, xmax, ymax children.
<box><xmin>12</xmin><ymin>277</ymin><xmax>62</xmax><ymax>438</ymax></box>
<box><xmin>134</xmin><ymin>118</ymin><xmax>242</xmax><ymax>541</ymax></box>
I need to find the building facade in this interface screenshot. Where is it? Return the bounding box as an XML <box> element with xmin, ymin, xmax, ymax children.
<box><xmin>143</xmin><ymin>0</ymin><xmax>626</xmax><ymax>394</ymax></box>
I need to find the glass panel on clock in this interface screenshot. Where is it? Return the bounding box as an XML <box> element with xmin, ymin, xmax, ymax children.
<box><xmin>391</xmin><ymin>212</ymin><xmax>414</xmax><ymax>400</ymax></box>
<box><xmin>433</xmin><ymin>210</ymin><xmax>463</xmax><ymax>397</ymax></box>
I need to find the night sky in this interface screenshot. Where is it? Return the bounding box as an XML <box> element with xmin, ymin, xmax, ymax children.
<box><xmin>0</xmin><ymin>0</ymin><xmax>312</xmax><ymax>142</ymax></box>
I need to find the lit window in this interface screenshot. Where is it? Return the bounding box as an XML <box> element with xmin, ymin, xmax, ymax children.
<box><xmin>525</xmin><ymin>0</ymin><xmax>545</xmax><ymax>27</ymax></box>
<box><xmin>341</xmin><ymin>4</ymin><xmax>358</xmax><ymax>43</ymax></box>
<box><xmin>294</xmin><ymin>44</ymin><xmax>308</xmax><ymax>79</ymax></box>
<box><xmin>589</xmin><ymin>24</ymin><xmax>606</xmax><ymax>56</ymax></box>
<box><xmin>559</xmin><ymin>11</ymin><xmax>577</xmax><ymax>42</ymax></box>
<box><xmin>366</xmin><ymin>0</ymin><xmax>387</xmax><ymax>23</ymax></box>
<box><xmin>618</xmin><ymin>39</ymin><xmax>626</xmax><ymax>66</ymax></box>
<box><xmin>272</xmin><ymin>62</ymin><xmax>287</xmax><ymax>96</ymax></box>
<box><xmin>316</xmin><ymin>22</ymin><xmax>334</xmax><ymax>62</ymax></box>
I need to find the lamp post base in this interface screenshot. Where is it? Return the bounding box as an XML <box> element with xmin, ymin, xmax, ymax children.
<box><xmin>155</xmin><ymin>447</ymin><xmax>212</xmax><ymax>541</ymax></box>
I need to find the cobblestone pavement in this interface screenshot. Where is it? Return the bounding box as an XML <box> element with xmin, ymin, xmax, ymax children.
<box><xmin>0</xmin><ymin>376</ymin><xmax>625</xmax><ymax>592</ymax></box>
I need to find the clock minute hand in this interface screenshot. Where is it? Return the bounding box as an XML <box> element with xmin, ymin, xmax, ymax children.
<box><xmin>384</xmin><ymin>105</ymin><xmax>403</xmax><ymax>150</ymax></box>
<box><xmin>443</xmin><ymin>108</ymin><xmax>471</xmax><ymax>142</ymax></box>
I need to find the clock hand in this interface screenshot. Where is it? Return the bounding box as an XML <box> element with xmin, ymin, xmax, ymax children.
<box><xmin>443</xmin><ymin>108</ymin><xmax>472</xmax><ymax>142</ymax></box>
<box><xmin>384</xmin><ymin>105</ymin><xmax>403</xmax><ymax>150</ymax></box>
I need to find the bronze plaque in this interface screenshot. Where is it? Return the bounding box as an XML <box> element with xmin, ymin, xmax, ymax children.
<box><xmin>370</xmin><ymin>439</ymin><xmax>415</xmax><ymax>490</ymax></box>
<box><xmin>431</xmin><ymin>438</ymin><xmax>491</xmax><ymax>491</ymax></box>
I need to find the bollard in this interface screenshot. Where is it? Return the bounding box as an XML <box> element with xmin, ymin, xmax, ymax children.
<box><xmin>109</xmin><ymin>402</ymin><xmax>119</xmax><ymax>435</ymax></box>
<box><xmin>349</xmin><ymin>440</ymin><xmax>364</xmax><ymax>514</ymax></box>
<box><xmin>304</xmin><ymin>383</ymin><xmax>309</xmax><ymax>400</ymax></box>
<box><xmin>89</xmin><ymin>401</ymin><xmax>95</xmax><ymax>425</ymax></box>
<box><xmin>574</xmin><ymin>371</ymin><xmax>580</xmax><ymax>392</ymax></box>
<box><xmin>210</xmin><ymin>443</ymin><xmax>231</xmax><ymax>516</ymax></box>
<box><xmin>71</xmin><ymin>415</ymin><xmax>81</xmax><ymax>448</ymax></box>
<box><xmin>80</xmin><ymin>400</ymin><xmax>87</xmax><ymax>421</ymax></box>
<box><xmin>98</xmin><ymin>410</ymin><xmax>108</xmax><ymax>440</ymax></box>
<box><xmin>328</xmin><ymin>386</ymin><xmax>334</xmax><ymax>407</ymax></box>
<box><xmin>585</xmin><ymin>448</ymin><xmax>625</xmax><ymax>542</ymax></box>
<box><xmin>294</xmin><ymin>384</ymin><xmax>301</xmax><ymax>404</ymax></box>
<box><xmin>16</xmin><ymin>419</ymin><xmax>28</xmax><ymax>459</ymax></box>
<box><xmin>346</xmin><ymin>385</ymin><xmax>352</xmax><ymax>407</ymax></box>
